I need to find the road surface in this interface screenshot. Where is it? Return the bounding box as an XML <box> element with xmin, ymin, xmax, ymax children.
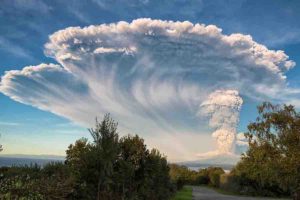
<box><xmin>192</xmin><ymin>186</ymin><xmax>289</xmax><ymax>200</ymax></box>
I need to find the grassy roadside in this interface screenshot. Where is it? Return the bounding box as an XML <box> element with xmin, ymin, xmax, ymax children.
<box><xmin>172</xmin><ymin>186</ymin><xmax>193</xmax><ymax>200</ymax></box>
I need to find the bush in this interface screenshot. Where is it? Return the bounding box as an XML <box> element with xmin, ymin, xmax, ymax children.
<box><xmin>176</xmin><ymin>177</ymin><xmax>185</xmax><ymax>190</ymax></box>
<box><xmin>0</xmin><ymin>162</ymin><xmax>75</xmax><ymax>199</ymax></box>
<box><xmin>169</xmin><ymin>164</ymin><xmax>203</xmax><ymax>187</ymax></box>
<box><xmin>207</xmin><ymin>167</ymin><xmax>224</xmax><ymax>187</ymax></box>
<box><xmin>197</xmin><ymin>174</ymin><xmax>209</xmax><ymax>185</ymax></box>
<box><xmin>169</xmin><ymin>165</ymin><xmax>227</xmax><ymax>189</ymax></box>
<box><xmin>219</xmin><ymin>173</ymin><xmax>241</xmax><ymax>192</ymax></box>
<box><xmin>209</xmin><ymin>172</ymin><xmax>220</xmax><ymax>187</ymax></box>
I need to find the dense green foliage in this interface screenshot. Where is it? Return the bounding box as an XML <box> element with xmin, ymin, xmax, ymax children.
<box><xmin>0</xmin><ymin>114</ymin><xmax>175</xmax><ymax>199</ymax></box>
<box><xmin>228</xmin><ymin>103</ymin><xmax>300</xmax><ymax>198</ymax></box>
<box><xmin>169</xmin><ymin>164</ymin><xmax>224</xmax><ymax>188</ymax></box>
<box><xmin>0</xmin><ymin>163</ymin><xmax>74</xmax><ymax>199</ymax></box>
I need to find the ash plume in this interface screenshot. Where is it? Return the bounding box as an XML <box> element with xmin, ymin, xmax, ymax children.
<box><xmin>199</xmin><ymin>90</ymin><xmax>243</xmax><ymax>154</ymax></box>
<box><xmin>0</xmin><ymin>19</ymin><xmax>296</xmax><ymax>160</ymax></box>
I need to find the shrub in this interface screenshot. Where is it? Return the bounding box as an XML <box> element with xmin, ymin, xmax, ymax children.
<box><xmin>207</xmin><ymin>167</ymin><xmax>225</xmax><ymax>187</ymax></box>
<box><xmin>209</xmin><ymin>172</ymin><xmax>221</xmax><ymax>187</ymax></box>
<box><xmin>219</xmin><ymin>173</ymin><xmax>241</xmax><ymax>192</ymax></box>
<box><xmin>197</xmin><ymin>174</ymin><xmax>209</xmax><ymax>185</ymax></box>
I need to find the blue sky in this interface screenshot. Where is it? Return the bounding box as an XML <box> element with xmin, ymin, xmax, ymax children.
<box><xmin>1</xmin><ymin>0</ymin><xmax>300</xmax><ymax>161</ymax></box>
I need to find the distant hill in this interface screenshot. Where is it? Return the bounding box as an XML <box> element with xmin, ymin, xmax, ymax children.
<box><xmin>0</xmin><ymin>154</ymin><xmax>240</xmax><ymax>170</ymax></box>
<box><xmin>0</xmin><ymin>154</ymin><xmax>65</xmax><ymax>167</ymax></box>
<box><xmin>178</xmin><ymin>153</ymin><xmax>240</xmax><ymax>171</ymax></box>
<box><xmin>0</xmin><ymin>155</ymin><xmax>64</xmax><ymax>167</ymax></box>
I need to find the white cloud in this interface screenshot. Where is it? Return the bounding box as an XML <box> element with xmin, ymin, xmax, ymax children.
<box><xmin>0</xmin><ymin>19</ymin><xmax>297</xmax><ymax>161</ymax></box>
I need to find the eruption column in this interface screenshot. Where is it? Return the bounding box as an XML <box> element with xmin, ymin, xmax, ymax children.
<box><xmin>200</xmin><ymin>90</ymin><xmax>243</xmax><ymax>154</ymax></box>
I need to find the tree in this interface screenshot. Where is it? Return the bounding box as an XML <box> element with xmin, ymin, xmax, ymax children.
<box><xmin>234</xmin><ymin>102</ymin><xmax>300</xmax><ymax>197</ymax></box>
<box><xmin>207</xmin><ymin>167</ymin><xmax>225</xmax><ymax>187</ymax></box>
<box><xmin>65</xmin><ymin>137</ymin><xmax>95</xmax><ymax>198</ymax></box>
<box><xmin>115</xmin><ymin>135</ymin><xmax>174</xmax><ymax>200</ymax></box>
<box><xmin>89</xmin><ymin>114</ymin><xmax>120</xmax><ymax>200</ymax></box>
<box><xmin>65</xmin><ymin>114</ymin><xmax>174</xmax><ymax>200</ymax></box>
<box><xmin>169</xmin><ymin>164</ymin><xmax>201</xmax><ymax>187</ymax></box>
<box><xmin>66</xmin><ymin>114</ymin><xmax>120</xmax><ymax>199</ymax></box>
<box><xmin>114</xmin><ymin>135</ymin><xmax>148</xmax><ymax>199</ymax></box>
<box><xmin>140</xmin><ymin>149</ymin><xmax>173</xmax><ymax>200</ymax></box>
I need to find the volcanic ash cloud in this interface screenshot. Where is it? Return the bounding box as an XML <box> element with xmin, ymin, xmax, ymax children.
<box><xmin>0</xmin><ymin>19</ymin><xmax>296</xmax><ymax>160</ymax></box>
<box><xmin>200</xmin><ymin>90</ymin><xmax>243</xmax><ymax>154</ymax></box>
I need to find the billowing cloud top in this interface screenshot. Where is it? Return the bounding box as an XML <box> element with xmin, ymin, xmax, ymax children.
<box><xmin>0</xmin><ymin>19</ymin><xmax>296</xmax><ymax>160</ymax></box>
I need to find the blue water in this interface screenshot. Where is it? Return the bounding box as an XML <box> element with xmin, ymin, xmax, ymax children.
<box><xmin>0</xmin><ymin>157</ymin><xmax>63</xmax><ymax>167</ymax></box>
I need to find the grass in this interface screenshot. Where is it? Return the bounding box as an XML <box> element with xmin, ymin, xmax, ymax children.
<box><xmin>172</xmin><ymin>186</ymin><xmax>193</xmax><ymax>200</ymax></box>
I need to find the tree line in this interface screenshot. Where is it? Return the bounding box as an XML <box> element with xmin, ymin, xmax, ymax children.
<box><xmin>0</xmin><ymin>102</ymin><xmax>299</xmax><ymax>199</ymax></box>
